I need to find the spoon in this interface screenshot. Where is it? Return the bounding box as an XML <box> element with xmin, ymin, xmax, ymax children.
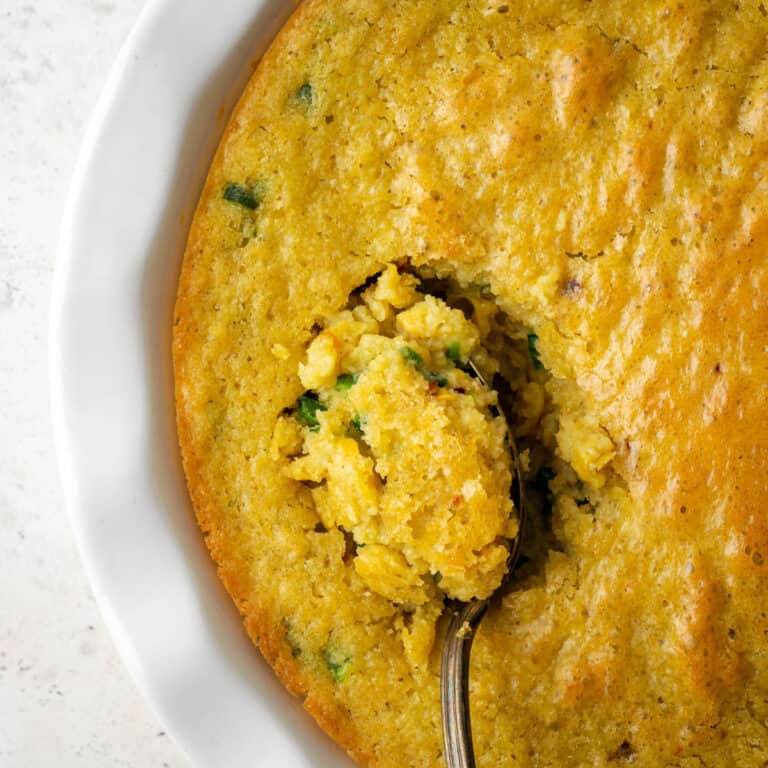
<box><xmin>440</xmin><ymin>363</ymin><xmax>527</xmax><ymax>768</ymax></box>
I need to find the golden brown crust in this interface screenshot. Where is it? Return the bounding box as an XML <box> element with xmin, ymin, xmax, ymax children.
<box><xmin>174</xmin><ymin>1</ymin><xmax>768</xmax><ymax>765</ymax></box>
<box><xmin>173</xmin><ymin>1</ymin><xmax>376</xmax><ymax>762</ymax></box>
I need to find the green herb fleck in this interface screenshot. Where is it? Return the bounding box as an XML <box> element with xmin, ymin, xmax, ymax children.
<box><xmin>400</xmin><ymin>346</ymin><xmax>423</xmax><ymax>366</ymax></box>
<box><xmin>423</xmin><ymin>370</ymin><xmax>448</xmax><ymax>387</ymax></box>
<box><xmin>533</xmin><ymin>466</ymin><xmax>556</xmax><ymax>494</ymax></box>
<box><xmin>445</xmin><ymin>341</ymin><xmax>462</xmax><ymax>362</ymax></box>
<box><xmin>325</xmin><ymin>649</ymin><xmax>352</xmax><ymax>682</ymax></box>
<box><xmin>296</xmin><ymin>393</ymin><xmax>326</xmax><ymax>430</ymax></box>
<box><xmin>348</xmin><ymin>415</ymin><xmax>364</xmax><ymax>436</ymax></box>
<box><xmin>223</xmin><ymin>182</ymin><xmax>263</xmax><ymax>210</ymax></box>
<box><xmin>575</xmin><ymin>497</ymin><xmax>590</xmax><ymax>507</ymax></box>
<box><xmin>527</xmin><ymin>333</ymin><xmax>544</xmax><ymax>370</ymax></box>
<box><xmin>335</xmin><ymin>373</ymin><xmax>358</xmax><ymax>392</ymax></box>
<box><xmin>295</xmin><ymin>81</ymin><xmax>313</xmax><ymax>106</ymax></box>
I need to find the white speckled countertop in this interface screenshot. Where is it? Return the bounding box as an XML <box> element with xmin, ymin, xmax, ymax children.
<box><xmin>0</xmin><ymin>2</ymin><xmax>191</xmax><ymax>765</ymax></box>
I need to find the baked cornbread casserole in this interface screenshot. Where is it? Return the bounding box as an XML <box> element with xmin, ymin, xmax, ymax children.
<box><xmin>173</xmin><ymin>0</ymin><xmax>768</xmax><ymax>765</ymax></box>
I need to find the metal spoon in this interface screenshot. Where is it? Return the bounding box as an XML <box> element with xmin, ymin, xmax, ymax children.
<box><xmin>440</xmin><ymin>363</ymin><xmax>527</xmax><ymax>768</ymax></box>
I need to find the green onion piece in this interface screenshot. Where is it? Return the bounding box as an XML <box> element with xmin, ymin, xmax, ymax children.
<box><xmin>325</xmin><ymin>649</ymin><xmax>352</xmax><ymax>682</ymax></box>
<box><xmin>445</xmin><ymin>341</ymin><xmax>462</xmax><ymax>362</ymax></box>
<box><xmin>296</xmin><ymin>393</ymin><xmax>327</xmax><ymax>430</ymax></box>
<box><xmin>348</xmin><ymin>415</ymin><xmax>364</xmax><ymax>436</ymax></box>
<box><xmin>295</xmin><ymin>82</ymin><xmax>313</xmax><ymax>106</ymax></box>
<box><xmin>527</xmin><ymin>333</ymin><xmax>544</xmax><ymax>370</ymax></box>
<box><xmin>223</xmin><ymin>182</ymin><xmax>261</xmax><ymax>210</ymax></box>
<box><xmin>335</xmin><ymin>373</ymin><xmax>358</xmax><ymax>392</ymax></box>
<box><xmin>423</xmin><ymin>370</ymin><xmax>448</xmax><ymax>387</ymax></box>
<box><xmin>400</xmin><ymin>346</ymin><xmax>423</xmax><ymax>366</ymax></box>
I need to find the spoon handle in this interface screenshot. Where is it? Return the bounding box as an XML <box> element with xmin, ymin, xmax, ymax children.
<box><xmin>440</xmin><ymin>599</ymin><xmax>489</xmax><ymax>768</ymax></box>
<box><xmin>440</xmin><ymin>360</ymin><xmax>526</xmax><ymax>767</ymax></box>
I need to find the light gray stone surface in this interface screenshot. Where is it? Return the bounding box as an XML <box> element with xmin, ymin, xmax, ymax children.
<box><xmin>1</xmin><ymin>2</ymin><xmax>192</xmax><ymax>765</ymax></box>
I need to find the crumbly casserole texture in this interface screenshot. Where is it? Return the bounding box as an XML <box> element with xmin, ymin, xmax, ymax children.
<box><xmin>173</xmin><ymin>1</ymin><xmax>768</xmax><ymax>766</ymax></box>
<box><xmin>281</xmin><ymin>266</ymin><xmax>518</xmax><ymax>605</ymax></box>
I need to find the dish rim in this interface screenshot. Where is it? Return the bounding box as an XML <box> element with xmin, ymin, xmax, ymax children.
<box><xmin>50</xmin><ymin>1</ymin><xmax>356</xmax><ymax>765</ymax></box>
